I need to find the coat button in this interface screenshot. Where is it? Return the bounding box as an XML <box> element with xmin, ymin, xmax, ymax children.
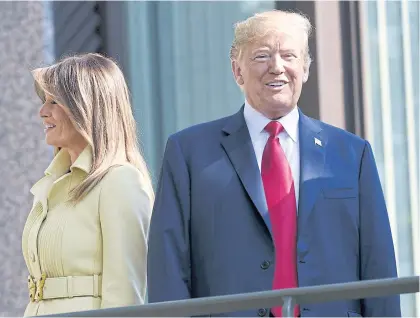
<box><xmin>30</xmin><ymin>252</ymin><xmax>36</xmax><ymax>262</ymax></box>
<box><xmin>260</xmin><ymin>260</ymin><xmax>271</xmax><ymax>270</ymax></box>
<box><xmin>258</xmin><ymin>308</ymin><xmax>267</xmax><ymax>316</ymax></box>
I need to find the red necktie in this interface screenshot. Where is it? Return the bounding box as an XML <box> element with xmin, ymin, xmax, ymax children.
<box><xmin>261</xmin><ymin>121</ymin><xmax>299</xmax><ymax>317</ymax></box>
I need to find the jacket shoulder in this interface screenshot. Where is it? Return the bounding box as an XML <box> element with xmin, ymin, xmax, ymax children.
<box><xmin>99</xmin><ymin>163</ymin><xmax>154</xmax><ymax>212</ymax></box>
<box><xmin>173</xmin><ymin>115</ymin><xmax>233</xmax><ymax>139</ymax></box>
<box><xmin>309</xmin><ymin>116</ymin><xmax>367</xmax><ymax>147</ymax></box>
<box><xmin>100</xmin><ymin>163</ymin><xmax>151</xmax><ymax>194</ymax></box>
<box><xmin>166</xmin><ymin>113</ymin><xmax>237</xmax><ymax>152</ymax></box>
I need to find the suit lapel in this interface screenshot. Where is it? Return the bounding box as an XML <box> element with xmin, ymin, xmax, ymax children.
<box><xmin>221</xmin><ymin>108</ymin><xmax>272</xmax><ymax>238</ymax></box>
<box><xmin>298</xmin><ymin>110</ymin><xmax>326</xmax><ymax>228</ymax></box>
<box><xmin>220</xmin><ymin>108</ymin><xmax>326</xmax><ymax>238</ymax></box>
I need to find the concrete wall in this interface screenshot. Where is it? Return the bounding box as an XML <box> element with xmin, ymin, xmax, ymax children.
<box><xmin>0</xmin><ymin>1</ymin><xmax>53</xmax><ymax>315</ymax></box>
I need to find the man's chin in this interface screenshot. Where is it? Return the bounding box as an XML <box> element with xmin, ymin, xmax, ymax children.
<box><xmin>262</xmin><ymin>104</ymin><xmax>294</xmax><ymax>119</ymax></box>
<box><xmin>266</xmin><ymin>99</ymin><xmax>294</xmax><ymax>111</ymax></box>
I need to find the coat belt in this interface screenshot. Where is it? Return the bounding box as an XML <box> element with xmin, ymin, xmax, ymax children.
<box><xmin>28</xmin><ymin>274</ymin><xmax>102</xmax><ymax>301</ymax></box>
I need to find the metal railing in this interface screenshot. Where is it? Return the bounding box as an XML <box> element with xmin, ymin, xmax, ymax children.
<box><xmin>48</xmin><ymin>276</ymin><xmax>419</xmax><ymax>317</ymax></box>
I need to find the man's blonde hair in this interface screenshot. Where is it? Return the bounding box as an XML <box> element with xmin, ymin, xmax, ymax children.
<box><xmin>32</xmin><ymin>53</ymin><xmax>154</xmax><ymax>203</ymax></box>
<box><xmin>230</xmin><ymin>10</ymin><xmax>313</xmax><ymax>72</ymax></box>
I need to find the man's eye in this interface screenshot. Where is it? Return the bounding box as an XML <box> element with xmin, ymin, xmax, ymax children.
<box><xmin>255</xmin><ymin>54</ymin><xmax>269</xmax><ymax>59</ymax></box>
<box><xmin>51</xmin><ymin>100</ymin><xmax>57</xmax><ymax>104</ymax></box>
<box><xmin>283</xmin><ymin>53</ymin><xmax>295</xmax><ymax>59</ymax></box>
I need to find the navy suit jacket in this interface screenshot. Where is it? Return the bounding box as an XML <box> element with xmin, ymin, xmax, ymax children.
<box><xmin>147</xmin><ymin>107</ymin><xmax>400</xmax><ymax>317</ymax></box>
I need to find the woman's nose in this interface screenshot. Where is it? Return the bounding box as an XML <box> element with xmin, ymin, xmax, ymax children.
<box><xmin>39</xmin><ymin>103</ymin><xmax>50</xmax><ymax>118</ymax></box>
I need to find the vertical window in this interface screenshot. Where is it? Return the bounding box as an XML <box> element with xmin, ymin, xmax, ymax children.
<box><xmin>360</xmin><ymin>1</ymin><xmax>419</xmax><ymax>316</ymax></box>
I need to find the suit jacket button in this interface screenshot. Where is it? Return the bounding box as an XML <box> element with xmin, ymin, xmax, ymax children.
<box><xmin>258</xmin><ymin>308</ymin><xmax>267</xmax><ymax>316</ymax></box>
<box><xmin>260</xmin><ymin>260</ymin><xmax>270</xmax><ymax>270</ymax></box>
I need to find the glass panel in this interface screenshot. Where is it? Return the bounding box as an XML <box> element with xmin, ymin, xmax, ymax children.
<box><xmin>362</xmin><ymin>1</ymin><xmax>418</xmax><ymax>315</ymax></box>
<box><xmin>386</xmin><ymin>1</ymin><xmax>414</xmax><ymax>315</ymax></box>
<box><xmin>408</xmin><ymin>1</ymin><xmax>419</xmax><ymax>176</ymax></box>
<box><xmin>365</xmin><ymin>1</ymin><xmax>386</xmax><ymax>188</ymax></box>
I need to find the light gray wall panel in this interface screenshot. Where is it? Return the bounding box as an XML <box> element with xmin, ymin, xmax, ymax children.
<box><xmin>0</xmin><ymin>1</ymin><xmax>54</xmax><ymax>315</ymax></box>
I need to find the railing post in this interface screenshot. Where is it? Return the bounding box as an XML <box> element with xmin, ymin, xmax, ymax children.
<box><xmin>281</xmin><ymin>296</ymin><xmax>295</xmax><ymax>317</ymax></box>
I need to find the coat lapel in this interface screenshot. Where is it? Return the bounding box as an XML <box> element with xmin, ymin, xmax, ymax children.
<box><xmin>220</xmin><ymin>108</ymin><xmax>272</xmax><ymax>238</ymax></box>
<box><xmin>30</xmin><ymin>176</ymin><xmax>53</xmax><ymax>215</ymax></box>
<box><xmin>298</xmin><ymin>110</ymin><xmax>326</xmax><ymax>228</ymax></box>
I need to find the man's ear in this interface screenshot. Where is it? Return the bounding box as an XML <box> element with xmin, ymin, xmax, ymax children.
<box><xmin>231</xmin><ymin>59</ymin><xmax>244</xmax><ymax>85</ymax></box>
<box><xmin>303</xmin><ymin>64</ymin><xmax>310</xmax><ymax>83</ymax></box>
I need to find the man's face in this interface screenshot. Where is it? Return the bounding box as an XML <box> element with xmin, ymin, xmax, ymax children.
<box><xmin>232</xmin><ymin>27</ymin><xmax>308</xmax><ymax>119</ymax></box>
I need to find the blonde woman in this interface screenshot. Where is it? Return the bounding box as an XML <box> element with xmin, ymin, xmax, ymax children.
<box><xmin>22</xmin><ymin>53</ymin><xmax>154</xmax><ymax>316</ymax></box>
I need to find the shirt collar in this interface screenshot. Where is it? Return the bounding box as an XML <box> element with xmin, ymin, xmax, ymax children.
<box><xmin>45</xmin><ymin>145</ymin><xmax>92</xmax><ymax>177</ymax></box>
<box><xmin>244</xmin><ymin>100</ymin><xmax>299</xmax><ymax>142</ymax></box>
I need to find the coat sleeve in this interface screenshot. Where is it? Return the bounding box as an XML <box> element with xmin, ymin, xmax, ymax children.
<box><xmin>359</xmin><ymin>141</ymin><xmax>401</xmax><ymax>317</ymax></box>
<box><xmin>147</xmin><ymin>135</ymin><xmax>192</xmax><ymax>302</ymax></box>
<box><xmin>99</xmin><ymin>165</ymin><xmax>153</xmax><ymax>308</ymax></box>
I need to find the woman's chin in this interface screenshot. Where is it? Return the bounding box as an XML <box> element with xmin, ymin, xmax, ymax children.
<box><xmin>45</xmin><ymin>138</ymin><xmax>60</xmax><ymax>148</ymax></box>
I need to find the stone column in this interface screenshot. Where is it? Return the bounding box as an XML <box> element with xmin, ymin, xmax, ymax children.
<box><xmin>0</xmin><ymin>1</ymin><xmax>53</xmax><ymax>315</ymax></box>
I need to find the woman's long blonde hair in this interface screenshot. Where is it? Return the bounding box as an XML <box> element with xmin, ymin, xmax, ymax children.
<box><xmin>32</xmin><ymin>53</ymin><xmax>154</xmax><ymax>203</ymax></box>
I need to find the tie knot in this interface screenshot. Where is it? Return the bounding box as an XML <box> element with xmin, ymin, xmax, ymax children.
<box><xmin>264</xmin><ymin>121</ymin><xmax>284</xmax><ymax>137</ymax></box>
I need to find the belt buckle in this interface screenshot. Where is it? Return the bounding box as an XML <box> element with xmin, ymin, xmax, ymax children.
<box><xmin>28</xmin><ymin>273</ymin><xmax>47</xmax><ymax>302</ymax></box>
<box><xmin>27</xmin><ymin>276</ymin><xmax>36</xmax><ymax>302</ymax></box>
<box><xmin>35</xmin><ymin>273</ymin><xmax>47</xmax><ymax>302</ymax></box>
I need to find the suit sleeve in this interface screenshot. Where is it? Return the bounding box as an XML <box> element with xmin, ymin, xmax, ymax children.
<box><xmin>99</xmin><ymin>165</ymin><xmax>153</xmax><ymax>308</ymax></box>
<box><xmin>359</xmin><ymin>141</ymin><xmax>401</xmax><ymax>317</ymax></box>
<box><xmin>147</xmin><ymin>136</ymin><xmax>192</xmax><ymax>302</ymax></box>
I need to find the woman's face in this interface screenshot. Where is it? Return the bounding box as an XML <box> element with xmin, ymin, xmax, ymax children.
<box><xmin>39</xmin><ymin>94</ymin><xmax>87</xmax><ymax>153</ymax></box>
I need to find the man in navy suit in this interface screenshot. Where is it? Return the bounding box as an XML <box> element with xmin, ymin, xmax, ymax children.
<box><xmin>147</xmin><ymin>10</ymin><xmax>400</xmax><ymax>317</ymax></box>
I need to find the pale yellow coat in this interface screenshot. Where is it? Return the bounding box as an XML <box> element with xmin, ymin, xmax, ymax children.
<box><xmin>22</xmin><ymin>146</ymin><xmax>153</xmax><ymax>316</ymax></box>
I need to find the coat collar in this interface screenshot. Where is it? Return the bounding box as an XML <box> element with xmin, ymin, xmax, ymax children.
<box><xmin>30</xmin><ymin>146</ymin><xmax>92</xmax><ymax>197</ymax></box>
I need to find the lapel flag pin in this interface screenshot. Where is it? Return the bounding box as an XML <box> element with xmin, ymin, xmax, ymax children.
<box><xmin>314</xmin><ymin>138</ymin><xmax>322</xmax><ymax>147</ymax></box>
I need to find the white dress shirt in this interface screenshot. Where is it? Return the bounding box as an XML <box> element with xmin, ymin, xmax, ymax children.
<box><xmin>243</xmin><ymin>101</ymin><xmax>300</xmax><ymax>208</ymax></box>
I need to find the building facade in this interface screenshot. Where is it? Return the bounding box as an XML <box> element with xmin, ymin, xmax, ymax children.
<box><xmin>0</xmin><ymin>1</ymin><xmax>417</xmax><ymax>316</ymax></box>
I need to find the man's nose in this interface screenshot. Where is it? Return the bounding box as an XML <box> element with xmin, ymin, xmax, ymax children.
<box><xmin>269</xmin><ymin>54</ymin><xmax>285</xmax><ymax>74</ymax></box>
